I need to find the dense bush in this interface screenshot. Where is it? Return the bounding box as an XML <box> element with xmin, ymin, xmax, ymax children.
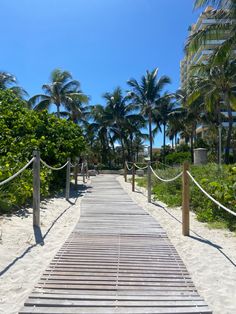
<box><xmin>165</xmin><ymin>152</ymin><xmax>191</xmax><ymax>165</ymax></box>
<box><xmin>136</xmin><ymin>164</ymin><xmax>236</xmax><ymax>231</ymax></box>
<box><xmin>0</xmin><ymin>90</ymin><xmax>85</xmax><ymax>213</ymax></box>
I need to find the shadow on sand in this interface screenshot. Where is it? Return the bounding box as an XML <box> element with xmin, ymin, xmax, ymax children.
<box><xmin>134</xmin><ymin>186</ymin><xmax>235</xmax><ymax>268</ymax></box>
<box><xmin>151</xmin><ymin>199</ymin><xmax>236</xmax><ymax>268</ymax></box>
<box><xmin>0</xmin><ymin>183</ymin><xmax>91</xmax><ymax>277</ymax></box>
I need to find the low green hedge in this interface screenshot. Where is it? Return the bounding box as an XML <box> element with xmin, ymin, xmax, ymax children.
<box><xmin>136</xmin><ymin>163</ymin><xmax>236</xmax><ymax>231</ymax></box>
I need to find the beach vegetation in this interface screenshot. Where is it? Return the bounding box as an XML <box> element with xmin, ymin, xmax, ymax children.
<box><xmin>0</xmin><ymin>89</ymin><xmax>85</xmax><ymax>214</ymax></box>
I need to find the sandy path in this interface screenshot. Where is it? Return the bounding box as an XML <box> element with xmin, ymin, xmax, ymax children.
<box><xmin>117</xmin><ymin>176</ymin><xmax>236</xmax><ymax>314</ymax></box>
<box><xmin>0</xmin><ymin>183</ymin><xmax>88</xmax><ymax>314</ymax></box>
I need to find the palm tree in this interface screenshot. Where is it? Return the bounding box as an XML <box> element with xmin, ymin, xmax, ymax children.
<box><xmin>153</xmin><ymin>93</ymin><xmax>174</xmax><ymax>164</ymax></box>
<box><xmin>174</xmin><ymin>87</ymin><xmax>204</xmax><ymax>162</ymax></box>
<box><xmin>186</xmin><ymin>0</ymin><xmax>236</xmax><ymax>61</ymax></box>
<box><xmin>61</xmin><ymin>98</ymin><xmax>90</xmax><ymax>125</ymax></box>
<box><xmin>29</xmin><ymin>69</ymin><xmax>88</xmax><ymax>118</ymax></box>
<box><xmin>89</xmin><ymin>104</ymin><xmax>112</xmax><ymax>165</ymax></box>
<box><xmin>0</xmin><ymin>71</ymin><xmax>28</xmax><ymax>99</ymax></box>
<box><xmin>188</xmin><ymin>56</ymin><xmax>236</xmax><ymax>163</ymax></box>
<box><xmin>127</xmin><ymin>68</ymin><xmax>171</xmax><ymax>161</ymax></box>
<box><xmin>103</xmin><ymin>87</ymin><xmax>144</xmax><ymax>163</ymax></box>
<box><xmin>166</xmin><ymin>113</ymin><xmax>182</xmax><ymax>147</ymax></box>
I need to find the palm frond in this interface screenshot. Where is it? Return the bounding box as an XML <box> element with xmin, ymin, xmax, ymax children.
<box><xmin>33</xmin><ymin>98</ymin><xmax>51</xmax><ymax>111</ymax></box>
<box><xmin>9</xmin><ymin>86</ymin><xmax>28</xmax><ymax>99</ymax></box>
<box><xmin>194</xmin><ymin>0</ymin><xmax>229</xmax><ymax>9</ymax></box>
<box><xmin>186</xmin><ymin>22</ymin><xmax>231</xmax><ymax>55</ymax></box>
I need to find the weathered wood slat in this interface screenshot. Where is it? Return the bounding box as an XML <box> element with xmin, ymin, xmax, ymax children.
<box><xmin>25</xmin><ymin>298</ymin><xmax>208</xmax><ymax>307</ymax></box>
<box><xmin>30</xmin><ymin>293</ymin><xmax>204</xmax><ymax>301</ymax></box>
<box><xmin>19</xmin><ymin>306</ymin><xmax>212</xmax><ymax>314</ymax></box>
<box><xmin>19</xmin><ymin>175</ymin><xmax>212</xmax><ymax>314</ymax></box>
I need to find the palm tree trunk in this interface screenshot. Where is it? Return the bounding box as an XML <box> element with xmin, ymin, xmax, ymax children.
<box><xmin>120</xmin><ymin>140</ymin><xmax>126</xmax><ymax>166</ymax></box>
<box><xmin>148</xmin><ymin>106</ymin><xmax>153</xmax><ymax>161</ymax></box>
<box><xmin>217</xmin><ymin>105</ymin><xmax>222</xmax><ymax>167</ymax></box>
<box><xmin>130</xmin><ymin>134</ymin><xmax>134</xmax><ymax>161</ymax></box>
<box><xmin>163</xmin><ymin>123</ymin><xmax>166</xmax><ymax>165</ymax></box>
<box><xmin>56</xmin><ymin>103</ymin><xmax>60</xmax><ymax>118</ymax></box>
<box><xmin>224</xmin><ymin>94</ymin><xmax>233</xmax><ymax>164</ymax></box>
<box><xmin>190</xmin><ymin>132</ymin><xmax>194</xmax><ymax>163</ymax></box>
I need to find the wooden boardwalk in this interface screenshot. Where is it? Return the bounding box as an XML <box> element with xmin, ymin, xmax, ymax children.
<box><xmin>19</xmin><ymin>175</ymin><xmax>212</xmax><ymax>313</ymax></box>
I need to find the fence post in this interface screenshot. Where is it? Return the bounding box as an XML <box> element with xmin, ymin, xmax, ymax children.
<box><xmin>85</xmin><ymin>161</ymin><xmax>88</xmax><ymax>179</ymax></box>
<box><xmin>33</xmin><ymin>150</ymin><xmax>40</xmax><ymax>227</ymax></box>
<box><xmin>66</xmin><ymin>158</ymin><xmax>71</xmax><ymax>200</ymax></box>
<box><xmin>124</xmin><ymin>162</ymin><xmax>127</xmax><ymax>182</ymax></box>
<box><xmin>74</xmin><ymin>157</ymin><xmax>79</xmax><ymax>189</ymax></box>
<box><xmin>147</xmin><ymin>160</ymin><xmax>151</xmax><ymax>203</ymax></box>
<box><xmin>86</xmin><ymin>162</ymin><xmax>90</xmax><ymax>179</ymax></box>
<box><xmin>182</xmin><ymin>161</ymin><xmax>190</xmax><ymax>236</ymax></box>
<box><xmin>132</xmin><ymin>163</ymin><xmax>135</xmax><ymax>192</ymax></box>
<box><xmin>82</xmin><ymin>162</ymin><xmax>86</xmax><ymax>183</ymax></box>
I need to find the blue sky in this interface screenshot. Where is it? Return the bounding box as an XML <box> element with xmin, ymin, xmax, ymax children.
<box><xmin>0</xmin><ymin>0</ymin><xmax>201</xmax><ymax>146</ymax></box>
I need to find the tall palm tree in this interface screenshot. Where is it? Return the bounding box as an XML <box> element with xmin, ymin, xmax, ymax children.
<box><xmin>127</xmin><ymin>68</ymin><xmax>171</xmax><ymax>161</ymax></box>
<box><xmin>0</xmin><ymin>71</ymin><xmax>28</xmax><ymax>99</ymax></box>
<box><xmin>89</xmin><ymin>104</ymin><xmax>112</xmax><ymax>165</ymax></box>
<box><xmin>29</xmin><ymin>69</ymin><xmax>88</xmax><ymax>118</ymax></box>
<box><xmin>153</xmin><ymin>93</ymin><xmax>174</xmax><ymax>164</ymax></box>
<box><xmin>103</xmin><ymin>87</ymin><xmax>144</xmax><ymax>163</ymax></box>
<box><xmin>61</xmin><ymin>98</ymin><xmax>90</xmax><ymax>125</ymax></box>
<box><xmin>186</xmin><ymin>0</ymin><xmax>236</xmax><ymax>61</ymax></box>
<box><xmin>188</xmin><ymin>56</ymin><xmax>236</xmax><ymax>163</ymax></box>
<box><xmin>174</xmin><ymin>87</ymin><xmax>204</xmax><ymax>162</ymax></box>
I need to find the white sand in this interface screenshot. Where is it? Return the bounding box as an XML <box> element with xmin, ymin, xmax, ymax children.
<box><xmin>1</xmin><ymin>175</ymin><xmax>235</xmax><ymax>314</ymax></box>
<box><xmin>0</xmin><ymin>181</ymin><xmax>88</xmax><ymax>314</ymax></box>
<box><xmin>117</xmin><ymin>175</ymin><xmax>236</xmax><ymax>314</ymax></box>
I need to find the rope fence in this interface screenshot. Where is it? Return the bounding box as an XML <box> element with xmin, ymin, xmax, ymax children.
<box><xmin>124</xmin><ymin>160</ymin><xmax>236</xmax><ymax>236</ymax></box>
<box><xmin>134</xmin><ymin>163</ymin><xmax>148</xmax><ymax>170</ymax></box>
<box><xmin>0</xmin><ymin>151</ymin><xmax>88</xmax><ymax>227</ymax></box>
<box><xmin>40</xmin><ymin>159</ymin><xmax>69</xmax><ymax>171</ymax></box>
<box><xmin>150</xmin><ymin>166</ymin><xmax>183</xmax><ymax>182</ymax></box>
<box><xmin>0</xmin><ymin>157</ymin><xmax>35</xmax><ymax>186</ymax></box>
<box><xmin>187</xmin><ymin>171</ymin><xmax>236</xmax><ymax>217</ymax></box>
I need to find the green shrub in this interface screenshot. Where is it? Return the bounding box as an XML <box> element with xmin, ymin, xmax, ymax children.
<box><xmin>136</xmin><ymin>163</ymin><xmax>236</xmax><ymax>231</ymax></box>
<box><xmin>165</xmin><ymin>152</ymin><xmax>191</xmax><ymax>165</ymax></box>
<box><xmin>0</xmin><ymin>90</ymin><xmax>86</xmax><ymax>213</ymax></box>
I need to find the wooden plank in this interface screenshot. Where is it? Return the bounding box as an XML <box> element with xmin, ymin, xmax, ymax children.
<box><xmin>19</xmin><ymin>306</ymin><xmax>212</xmax><ymax>314</ymax></box>
<box><xmin>25</xmin><ymin>298</ymin><xmax>208</xmax><ymax>307</ymax></box>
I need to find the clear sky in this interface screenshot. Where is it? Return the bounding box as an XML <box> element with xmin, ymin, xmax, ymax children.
<box><xmin>0</xmin><ymin>0</ymin><xmax>201</xmax><ymax>147</ymax></box>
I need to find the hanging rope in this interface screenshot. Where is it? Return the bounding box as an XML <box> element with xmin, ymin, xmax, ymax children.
<box><xmin>150</xmin><ymin>166</ymin><xmax>183</xmax><ymax>182</ymax></box>
<box><xmin>0</xmin><ymin>157</ymin><xmax>35</xmax><ymax>186</ymax></box>
<box><xmin>40</xmin><ymin>159</ymin><xmax>69</xmax><ymax>171</ymax></box>
<box><xmin>125</xmin><ymin>162</ymin><xmax>133</xmax><ymax>171</ymax></box>
<box><xmin>70</xmin><ymin>162</ymin><xmax>82</xmax><ymax>168</ymax></box>
<box><xmin>133</xmin><ymin>163</ymin><xmax>148</xmax><ymax>170</ymax></box>
<box><xmin>187</xmin><ymin>171</ymin><xmax>236</xmax><ymax>217</ymax></box>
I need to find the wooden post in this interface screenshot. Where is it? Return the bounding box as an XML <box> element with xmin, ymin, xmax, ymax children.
<box><xmin>182</xmin><ymin>161</ymin><xmax>190</xmax><ymax>236</ymax></box>
<box><xmin>82</xmin><ymin>162</ymin><xmax>86</xmax><ymax>183</ymax></box>
<box><xmin>124</xmin><ymin>162</ymin><xmax>127</xmax><ymax>182</ymax></box>
<box><xmin>86</xmin><ymin>162</ymin><xmax>90</xmax><ymax>179</ymax></box>
<box><xmin>74</xmin><ymin>157</ymin><xmax>79</xmax><ymax>189</ymax></box>
<box><xmin>147</xmin><ymin>160</ymin><xmax>151</xmax><ymax>203</ymax></box>
<box><xmin>33</xmin><ymin>150</ymin><xmax>40</xmax><ymax>227</ymax></box>
<box><xmin>66</xmin><ymin>158</ymin><xmax>71</xmax><ymax>200</ymax></box>
<box><xmin>132</xmin><ymin>163</ymin><xmax>135</xmax><ymax>192</ymax></box>
<box><xmin>85</xmin><ymin>161</ymin><xmax>88</xmax><ymax>179</ymax></box>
